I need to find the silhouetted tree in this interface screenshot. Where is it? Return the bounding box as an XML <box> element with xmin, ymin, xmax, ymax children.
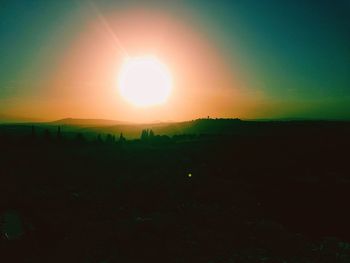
<box><xmin>119</xmin><ymin>133</ymin><xmax>126</xmax><ymax>143</ymax></box>
<box><xmin>57</xmin><ymin>126</ymin><xmax>62</xmax><ymax>141</ymax></box>
<box><xmin>141</xmin><ymin>129</ymin><xmax>149</xmax><ymax>141</ymax></box>
<box><xmin>96</xmin><ymin>134</ymin><xmax>103</xmax><ymax>144</ymax></box>
<box><xmin>31</xmin><ymin>125</ymin><xmax>36</xmax><ymax>139</ymax></box>
<box><xmin>106</xmin><ymin>133</ymin><xmax>115</xmax><ymax>144</ymax></box>
<box><xmin>149</xmin><ymin>129</ymin><xmax>155</xmax><ymax>139</ymax></box>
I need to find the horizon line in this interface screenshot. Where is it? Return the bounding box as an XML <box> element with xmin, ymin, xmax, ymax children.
<box><xmin>1</xmin><ymin>116</ymin><xmax>350</xmax><ymax>125</ymax></box>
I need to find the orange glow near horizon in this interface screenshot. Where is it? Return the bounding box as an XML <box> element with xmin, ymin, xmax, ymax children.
<box><xmin>5</xmin><ymin>8</ymin><xmax>260</xmax><ymax>123</ymax></box>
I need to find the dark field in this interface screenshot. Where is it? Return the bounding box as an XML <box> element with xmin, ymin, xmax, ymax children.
<box><xmin>1</xmin><ymin>120</ymin><xmax>350</xmax><ymax>262</ymax></box>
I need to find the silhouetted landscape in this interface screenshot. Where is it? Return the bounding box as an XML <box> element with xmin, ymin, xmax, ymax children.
<box><xmin>1</xmin><ymin>0</ymin><xmax>350</xmax><ymax>261</ymax></box>
<box><xmin>1</xmin><ymin>119</ymin><xmax>350</xmax><ymax>262</ymax></box>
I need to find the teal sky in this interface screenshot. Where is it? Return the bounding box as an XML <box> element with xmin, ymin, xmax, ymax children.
<box><xmin>0</xmin><ymin>0</ymin><xmax>349</xmax><ymax>120</ymax></box>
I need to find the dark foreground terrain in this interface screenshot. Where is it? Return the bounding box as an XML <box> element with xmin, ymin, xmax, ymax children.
<box><xmin>1</xmin><ymin>120</ymin><xmax>350</xmax><ymax>262</ymax></box>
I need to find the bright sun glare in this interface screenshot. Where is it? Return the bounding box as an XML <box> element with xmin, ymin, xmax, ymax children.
<box><xmin>118</xmin><ymin>56</ymin><xmax>172</xmax><ymax>107</ymax></box>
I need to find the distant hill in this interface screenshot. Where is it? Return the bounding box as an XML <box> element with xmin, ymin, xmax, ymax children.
<box><xmin>45</xmin><ymin>118</ymin><xmax>245</xmax><ymax>139</ymax></box>
<box><xmin>84</xmin><ymin>118</ymin><xmax>350</xmax><ymax>139</ymax></box>
<box><xmin>2</xmin><ymin>118</ymin><xmax>349</xmax><ymax>140</ymax></box>
<box><xmin>50</xmin><ymin>118</ymin><xmax>128</xmax><ymax>127</ymax></box>
<box><xmin>85</xmin><ymin>118</ymin><xmax>245</xmax><ymax>138</ymax></box>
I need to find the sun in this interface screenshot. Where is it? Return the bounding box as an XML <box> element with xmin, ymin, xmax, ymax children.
<box><xmin>118</xmin><ymin>56</ymin><xmax>172</xmax><ymax>107</ymax></box>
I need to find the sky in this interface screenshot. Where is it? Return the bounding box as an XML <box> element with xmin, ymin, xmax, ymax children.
<box><xmin>0</xmin><ymin>0</ymin><xmax>349</xmax><ymax>122</ymax></box>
